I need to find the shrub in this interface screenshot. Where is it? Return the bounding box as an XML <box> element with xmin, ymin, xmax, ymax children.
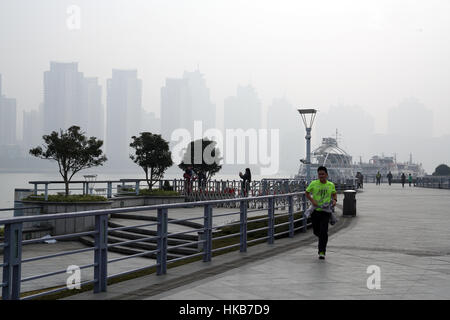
<box><xmin>23</xmin><ymin>194</ymin><xmax>107</xmax><ymax>202</ymax></box>
<box><xmin>138</xmin><ymin>188</ymin><xmax>180</xmax><ymax>197</ymax></box>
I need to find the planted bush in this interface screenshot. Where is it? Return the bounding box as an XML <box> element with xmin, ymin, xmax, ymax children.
<box><xmin>138</xmin><ymin>188</ymin><xmax>180</xmax><ymax>197</ymax></box>
<box><xmin>23</xmin><ymin>194</ymin><xmax>107</xmax><ymax>202</ymax></box>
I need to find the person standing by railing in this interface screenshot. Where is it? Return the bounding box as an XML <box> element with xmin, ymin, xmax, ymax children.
<box><xmin>239</xmin><ymin>168</ymin><xmax>251</xmax><ymax>197</ymax></box>
<box><xmin>305</xmin><ymin>166</ymin><xmax>337</xmax><ymax>260</ymax></box>
<box><xmin>183</xmin><ymin>166</ymin><xmax>195</xmax><ymax>195</ymax></box>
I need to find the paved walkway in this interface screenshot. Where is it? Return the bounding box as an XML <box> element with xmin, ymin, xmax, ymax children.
<box><xmin>67</xmin><ymin>183</ymin><xmax>450</xmax><ymax>300</ymax></box>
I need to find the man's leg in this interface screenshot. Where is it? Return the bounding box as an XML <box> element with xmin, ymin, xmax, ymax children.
<box><xmin>311</xmin><ymin>211</ymin><xmax>320</xmax><ymax>237</ymax></box>
<box><xmin>318</xmin><ymin>212</ymin><xmax>331</xmax><ymax>254</ymax></box>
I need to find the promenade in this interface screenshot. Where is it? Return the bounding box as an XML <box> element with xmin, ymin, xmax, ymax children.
<box><xmin>67</xmin><ymin>183</ymin><xmax>450</xmax><ymax>300</ymax></box>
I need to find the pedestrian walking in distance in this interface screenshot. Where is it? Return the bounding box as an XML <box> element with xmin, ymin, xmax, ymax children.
<box><xmin>376</xmin><ymin>171</ymin><xmax>381</xmax><ymax>185</ymax></box>
<box><xmin>401</xmin><ymin>173</ymin><xmax>406</xmax><ymax>188</ymax></box>
<box><xmin>305</xmin><ymin>166</ymin><xmax>337</xmax><ymax>260</ymax></box>
<box><xmin>387</xmin><ymin>171</ymin><xmax>393</xmax><ymax>186</ymax></box>
<box><xmin>408</xmin><ymin>173</ymin><xmax>413</xmax><ymax>187</ymax></box>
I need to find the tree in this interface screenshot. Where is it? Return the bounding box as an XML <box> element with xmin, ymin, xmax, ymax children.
<box><xmin>129</xmin><ymin>132</ymin><xmax>173</xmax><ymax>189</ymax></box>
<box><xmin>30</xmin><ymin>126</ymin><xmax>107</xmax><ymax>196</ymax></box>
<box><xmin>178</xmin><ymin>138</ymin><xmax>222</xmax><ymax>180</ymax></box>
<box><xmin>432</xmin><ymin>164</ymin><xmax>450</xmax><ymax>176</ymax></box>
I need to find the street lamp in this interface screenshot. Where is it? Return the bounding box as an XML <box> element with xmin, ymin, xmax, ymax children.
<box><xmin>298</xmin><ymin>109</ymin><xmax>317</xmax><ymax>184</ymax></box>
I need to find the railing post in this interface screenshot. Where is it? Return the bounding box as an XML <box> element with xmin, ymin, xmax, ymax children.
<box><xmin>107</xmin><ymin>182</ymin><xmax>112</xmax><ymax>198</ymax></box>
<box><xmin>301</xmin><ymin>193</ymin><xmax>307</xmax><ymax>232</ymax></box>
<box><xmin>135</xmin><ymin>181</ymin><xmax>140</xmax><ymax>195</ymax></box>
<box><xmin>2</xmin><ymin>223</ymin><xmax>23</xmax><ymax>300</ymax></box>
<box><xmin>268</xmin><ymin>197</ymin><xmax>275</xmax><ymax>244</ymax></box>
<box><xmin>203</xmin><ymin>204</ymin><xmax>213</xmax><ymax>262</ymax></box>
<box><xmin>44</xmin><ymin>183</ymin><xmax>49</xmax><ymax>201</ymax></box>
<box><xmin>240</xmin><ymin>200</ymin><xmax>247</xmax><ymax>252</ymax></box>
<box><xmin>288</xmin><ymin>195</ymin><xmax>294</xmax><ymax>238</ymax></box>
<box><xmin>157</xmin><ymin>208</ymin><xmax>168</xmax><ymax>275</ymax></box>
<box><xmin>94</xmin><ymin>214</ymin><xmax>108</xmax><ymax>293</ymax></box>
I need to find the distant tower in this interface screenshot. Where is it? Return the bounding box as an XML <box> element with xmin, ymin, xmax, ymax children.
<box><xmin>409</xmin><ymin>153</ymin><xmax>413</xmax><ymax>165</ymax></box>
<box><xmin>106</xmin><ymin>69</ymin><xmax>143</xmax><ymax>167</ymax></box>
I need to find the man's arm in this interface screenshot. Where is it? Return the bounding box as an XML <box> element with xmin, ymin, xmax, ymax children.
<box><xmin>305</xmin><ymin>191</ymin><xmax>318</xmax><ymax>207</ymax></box>
<box><xmin>331</xmin><ymin>192</ymin><xmax>337</xmax><ymax>207</ymax></box>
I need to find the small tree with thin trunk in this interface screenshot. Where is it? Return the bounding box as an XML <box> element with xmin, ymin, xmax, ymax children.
<box><xmin>129</xmin><ymin>132</ymin><xmax>173</xmax><ymax>189</ymax></box>
<box><xmin>29</xmin><ymin>126</ymin><xmax>107</xmax><ymax>196</ymax></box>
<box><xmin>178</xmin><ymin>138</ymin><xmax>222</xmax><ymax>180</ymax></box>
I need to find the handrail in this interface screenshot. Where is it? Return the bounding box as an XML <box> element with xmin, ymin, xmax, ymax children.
<box><xmin>0</xmin><ymin>192</ymin><xmax>310</xmax><ymax>300</ymax></box>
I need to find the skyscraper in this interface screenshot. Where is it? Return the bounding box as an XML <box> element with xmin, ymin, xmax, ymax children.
<box><xmin>43</xmin><ymin>62</ymin><xmax>104</xmax><ymax>146</ymax></box>
<box><xmin>43</xmin><ymin>62</ymin><xmax>84</xmax><ymax>134</ymax></box>
<box><xmin>0</xmin><ymin>97</ymin><xmax>17</xmax><ymax>146</ymax></box>
<box><xmin>224</xmin><ymin>84</ymin><xmax>261</xmax><ymax>130</ymax></box>
<box><xmin>22</xmin><ymin>105</ymin><xmax>43</xmax><ymax>150</ymax></box>
<box><xmin>106</xmin><ymin>69</ymin><xmax>142</xmax><ymax>167</ymax></box>
<box><xmin>161</xmin><ymin>78</ymin><xmax>189</xmax><ymax>141</ymax></box>
<box><xmin>0</xmin><ymin>74</ymin><xmax>17</xmax><ymax>146</ymax></box>
<box><xmin>82</xmin><ymin>77</ymin><xmax>104</xmax><ymax>140</ymax></box>
<box><xmin>160</xmin><ymin>69</ymin><xmax>215</xmax><ymax>141</ymax></box>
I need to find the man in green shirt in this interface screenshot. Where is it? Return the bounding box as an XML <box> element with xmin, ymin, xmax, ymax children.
<box><xmin>305</xmin><ymin>166</ymin><xmax>337</xmax><ymax>260</ymax></box>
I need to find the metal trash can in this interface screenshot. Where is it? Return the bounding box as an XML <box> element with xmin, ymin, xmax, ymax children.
<box><xmin>343</xmin><ymin>190</ymin><xmax>356</xmax><ymax>216</ymax></box>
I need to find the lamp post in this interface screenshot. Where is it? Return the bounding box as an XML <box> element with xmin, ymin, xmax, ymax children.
<box><xmin>298</xmin><ymin>109</ymin><xmax>317</xmax><ymax>184</ymax></box>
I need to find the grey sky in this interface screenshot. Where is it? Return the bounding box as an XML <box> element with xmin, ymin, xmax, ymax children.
<box><xmin>1</xmin><ymin>0</ymin><xmax>450</xmax><ymax>139</ymax></box>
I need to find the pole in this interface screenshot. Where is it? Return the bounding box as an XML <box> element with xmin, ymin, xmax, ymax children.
<box><xmin>306</xmin><ymin>127</ymin><xmax>312</xmax><ymax>184</ymax></box>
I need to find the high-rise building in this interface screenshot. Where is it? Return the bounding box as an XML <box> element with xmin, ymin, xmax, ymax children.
<box><xmin>22</xmin><ymin>105</ymin><xmax>43</xmax><ymax>150</ymax></box>
<box><xmin>267</xmin><ymin>97</ymin><xmax>303</xmax><ymax>174</ymax></box>
<box><xmin>106</xmin><ymin>69</ymin><xmax>142</xmax><ymax>167</ymax></box>
<box><xmin>0</xmin><ymin>74</ymin><xmax>17</xmax><ymax>146</ymax></box>
<box><xmin>43</xmin><ymin>62</ymin><xmax>103</xmax><ymax>140</ymax></box>
<box><xmin>82</xmin><ymin>77</ymin><xmax>104</xmax><ymax>140</ymax></box>
<box><xmin>161</xmin><ymin>78</ymin><xmax>189</xmax><ymax>141</ymax></box>
<box><xmin>141</xmin><ymin>110</ymin><xmax>161</xmax><ymax>134</ymax></box>
<box><xmin>224</xmin><ymin>85</ymin><xmax>261</xmax><ymax>130</ymax></box>
<box><xmin>43</xmin><ymin>62</ymin><xmax>84</xmax><ymax>134</ymax></box>
<box><xmin>0</xmin><ymin>96</ymin><xmax>17</xmax><ymax>146</ymax></box>
<box><xmin>160</xmin><ymin>69</ymin><xmax>215</xmax><ymax>141</ymax></box>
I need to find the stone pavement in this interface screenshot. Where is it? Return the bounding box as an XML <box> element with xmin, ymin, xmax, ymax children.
<box><xmin>66</xmin><ymin>183</ymin><xmax>450</xmax><ymax>300</ymax></box>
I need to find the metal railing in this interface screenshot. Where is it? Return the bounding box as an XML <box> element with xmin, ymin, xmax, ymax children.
<box><xmin>0</xmin><ymin>192</ymin><xmax>307</xmax><ymax>300</ymax></box>
<box><xmin>27</xmin><ymin>178</ymin><xmax>355</xmax><ymax>202</ymax></box>
<box><xmin>415</xmin><ymin>176</ymin><xmax>450</xmax><ymax>189</ymax></box>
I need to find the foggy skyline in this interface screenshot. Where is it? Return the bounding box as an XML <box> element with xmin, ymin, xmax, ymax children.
<box><xmin>1</xmin><ymin>0</ymin><xmax>450</xmax><ymax>175</ymax></box>
<box><xmin>1</xmin><ymin>0</ymin><xmax>450</xmax><ymax>138</ymax></box>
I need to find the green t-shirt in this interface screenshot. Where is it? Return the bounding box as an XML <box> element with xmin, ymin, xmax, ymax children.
<box><xmin>306</xmin><ymin>179</ymin><xmax>336</xmax><ymax>211</ymax></box>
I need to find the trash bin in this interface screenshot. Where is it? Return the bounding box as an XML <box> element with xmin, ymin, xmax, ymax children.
<box><xmin>343</xmin><ymin>190</ymin><xmax>356</xmax><ymax>216</ymax></box>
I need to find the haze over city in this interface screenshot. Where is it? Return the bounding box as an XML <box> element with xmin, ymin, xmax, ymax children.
<box><xmin>1</xmin><ymin>0</ymin><xmax>450</xmax><ymax>174</ymax></box>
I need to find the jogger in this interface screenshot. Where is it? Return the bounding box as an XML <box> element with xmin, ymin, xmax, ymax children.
<box><xmin>305</xmin><ymin>166</ymin><xmax>337</xmax><ymax>260</ymax></box>
<box><xmin>311</xmin><ymin>210</ymin><xmax>331</xmax><ymax>254</ymax></box>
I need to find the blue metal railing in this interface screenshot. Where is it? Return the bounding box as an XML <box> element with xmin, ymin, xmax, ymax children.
<box><xmin>0</xmin><ymin>192</ymin><xmax>307</xmax><ymax>300</ymax></box>
<box><xmin>415</xmin><ymin>176</ymin><xmax>450</xmax><ymax>189</ymax></box>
